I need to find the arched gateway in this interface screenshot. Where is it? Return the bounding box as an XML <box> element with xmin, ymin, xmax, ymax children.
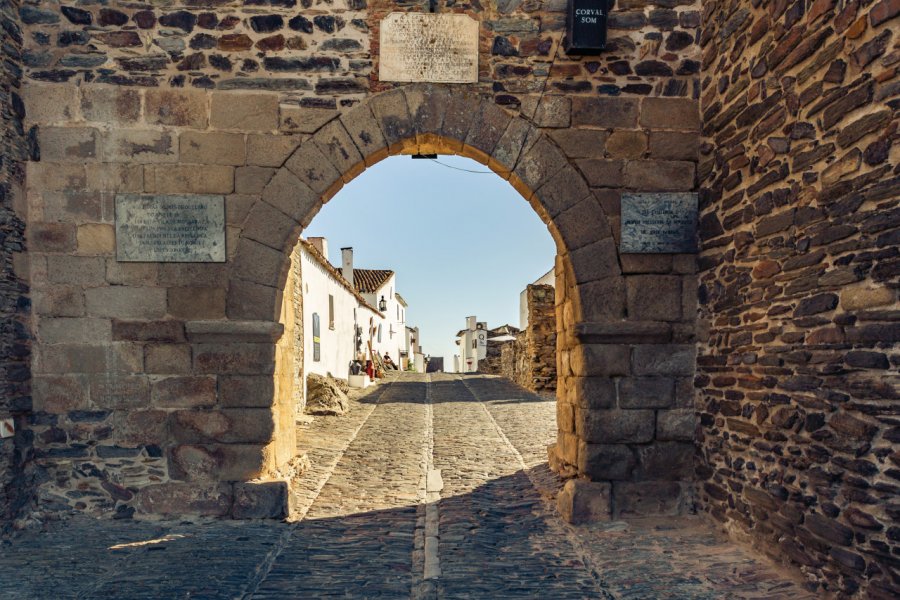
<box><xmin>24</xmin><ymin>82</ymin><xmax>699</xmax><ymax>519</ymax></box>
<box><xmin>5</xmin><ymin>0</ymin><xmax>898</xmax><ymax>594</ymax></box>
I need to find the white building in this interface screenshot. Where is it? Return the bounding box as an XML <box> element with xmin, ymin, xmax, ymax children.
<box><xmin>405</xmin><ymin>325</ymin><xmax>424</xmax><ymax>372</ymax></box>
<box><xmin>298</xmin><ymin>239</ymin><xmax>383</xmax><ymax>388</ymax></box>
<box><xmin>455</xmin><ymin>316</ymin><xmax>487</xmax><ymax>373</ymax></box>
<box><xmin>297</xmin><ymin>237</ymin><xmax>418</xmax><ymax>398</ymax></box>
<box><xmin>350</xmin><ymin>263</ymin><xmax>408</xmax><ymax>369</ymax></box>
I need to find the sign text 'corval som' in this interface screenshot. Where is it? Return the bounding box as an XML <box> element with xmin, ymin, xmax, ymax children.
<box><xmin>565</xmin><ymin>0</ymin><xmax>609</xmax><ymax>54</ymax></box>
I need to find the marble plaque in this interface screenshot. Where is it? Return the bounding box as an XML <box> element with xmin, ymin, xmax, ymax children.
<box><xmin>379</xmin><ymin>13</ymin><xmax>479</xmax><ymax>83</ymax></box>
<box><xmin>116</xmin><ymin>194</ymin><xmax>225</xmax><ymax>262</ymax></box>
<box><xmin>621</xmin><ymin>193</ymin><xmax>698</xmax><ymax>253</ymax></box>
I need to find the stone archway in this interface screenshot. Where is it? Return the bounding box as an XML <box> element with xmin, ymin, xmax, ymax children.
<box><xmin>220</xmin><ymin>84</ymin><xmax>696</xmax><ymax>520</ymax></box>
<box><xmin>21</xmin><ymin>82</ymin><xmax>698</xmax><ymax>520</ymax></box>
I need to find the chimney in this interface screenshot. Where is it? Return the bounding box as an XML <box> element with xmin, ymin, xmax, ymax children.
<box><xmin>341</xmin><ymin>247</ymin><xmax>354</xmax><ymax>287</ymax></box>
<box><xmin>308</xmin><ymin>237</ymin><xmax>328</xmax><ymax>261</ymax></box>
<box><xmin>466</xmin><ymin>316</ymin><xmax>476</xmax><ymax>330</ymax></box>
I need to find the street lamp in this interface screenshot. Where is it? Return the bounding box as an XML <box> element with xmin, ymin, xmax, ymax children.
<box><xmin>379</xmin><ymin>295</ymin><xmax>387</xmax><ymax>311</ymax></box>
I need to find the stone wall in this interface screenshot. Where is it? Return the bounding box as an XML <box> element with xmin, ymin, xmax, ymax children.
<box><xmin>274</xmin><ymin>248</ymin><xmax>302</xmax><ymax>463</ymax></box>
<box><xmin>478</xmin><ymin>338</ymin><xmax>507</xmax><ymax>375</ymax></box>
<box><xmin>15</xmin><ymin>0</ymin><xmax>703</xmax><ymax>103</ymax></box>
<box><xmin>4</xmin><ymin>0</ymin><xmax>897</xmax><ymax>595</ymax></box>
<box><xmin>500</xmin><ymin>337</ymin><xmax>526</xmax><ymax>384</ymax></box>
<box><xmin>12</xmin><ymin>0</ymin><xmax>706</xmax><ymax>522</ymax></box>
<box><xmin>0</xmin><ymin>0</ymin><xmax>32</xmax><ymax>530</ymax></box>
<box><xmin>501</xmin><ymin>284</ymin><xmax>557</xmax><ymax>393</ymax></box>
<box><xmin>698</xmin><ymin>0</ymin><xmax>899</xmax><ymax>596</ymax></box>
<box><xmin>287</xmin><ymin>246</ymin><xmax>305</xmax><ymax>414</ymax></box>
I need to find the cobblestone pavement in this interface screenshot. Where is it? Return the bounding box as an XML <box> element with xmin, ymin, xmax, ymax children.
<box><xmin>0</xmin><ymin>373</ymin><xmax>816</xmax><ymax>599</ymax></box>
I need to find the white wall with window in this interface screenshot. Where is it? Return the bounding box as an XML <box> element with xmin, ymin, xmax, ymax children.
<box><xmin>298</xmin><ymin>242</ymin><xmax>384</xmax><ymax>397</ymax></box>
<box><xmin>360</xmin><ymin>273</ymin><xmax>406</xmax><ymax>368</ymax></box>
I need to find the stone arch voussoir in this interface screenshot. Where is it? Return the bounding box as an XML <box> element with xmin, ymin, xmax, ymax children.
<box><xmin>228</xmin><ymin>85</ymin><xmax>617</xmax><ymax>325</ymax></box>
<box><xmin>220</xmin><ymin>86</ymin><xmax>693</xmax><ymax>524</ymax></box>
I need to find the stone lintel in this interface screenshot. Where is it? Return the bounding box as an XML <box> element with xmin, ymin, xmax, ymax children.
<box><xmin>185</xmin><ymin>320</ymin><xmax>285</xmax><ymax>343</ymax></box>
<box><xmin>575</xmin><ymin>321</ymin><xmax>672</xmax><ymax>344</ymax></box>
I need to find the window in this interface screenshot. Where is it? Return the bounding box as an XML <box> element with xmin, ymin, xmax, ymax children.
<box><xmin>377</xmin><ymin>324</ymin><xmax>382</xmax><ymax>343</ymax></box>
<box><xmin>328</xmin><ymin>295</ymin><xmax>335</xmax><ymax>330</ymax></box>
<box><xmin>396</xmin><ymin>305</ymin><xmax>399</xmax><ymax>320</ymax></box>
<box><xmin>312</xmin><ymin>313</ymin><xmax>321</xmax><ymax>362</ymax></box>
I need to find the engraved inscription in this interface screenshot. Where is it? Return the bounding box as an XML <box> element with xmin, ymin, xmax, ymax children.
<box><xmin>621</xmin><ymin>193</ymin><xmax>698</xmax><ymax>253</ymax></box>
<box><xmin>116</xmin><ymin>194</ymin><xmax>226</xmax><ymax>262</ymax></box>
<box><xmin>379</xmin><ymin>13</ymin><xmax>479</xmax><ymax>83</ymax></box>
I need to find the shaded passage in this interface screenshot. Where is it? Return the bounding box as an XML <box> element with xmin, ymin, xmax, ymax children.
<box><xmin>0</xmin><ymin>373</ymin><xmax>815</xmax><ymax>599</ymax></box>
<box><xmin>253</xmin><ymin>376</ymin><xmax>429</xmax><ymax>598</ymax></box>
<box><xmin>430</xmin><ymin>375</ymin><xmax>603</xmax><ymax>599</ymax></box>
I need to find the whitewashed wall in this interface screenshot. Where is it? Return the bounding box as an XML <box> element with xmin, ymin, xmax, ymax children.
<box><xmin>300</xmin><ymin>247</ymin><xmax>382</xmax><ymax>390</ymax></box>
<box><xmin>361</xmin><ymin>274</ymin><xmax>406</xmax><ymax>368</ymax></box>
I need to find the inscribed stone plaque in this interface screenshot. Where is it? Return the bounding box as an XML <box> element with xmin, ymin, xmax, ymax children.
<box><xmin>116</xmin><ymin>194</ymin><xmax>225</xmax><ymax>262</ymax></box>
<box><xmin>379</xmin><ymin>13</ymin><xmax>479</xmax><ymax>83</ymax></box>
<box><xmin>620</xmin><ymin>193</ymin><xmax>698</xmax><ymax>253</ymax></box>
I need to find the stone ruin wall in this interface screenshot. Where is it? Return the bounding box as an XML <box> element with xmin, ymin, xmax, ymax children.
<box><xmin>0</xmin><ymin>0</ymin><xmax>33</xmax><ymax>529</ymax></box>
<box><xmin>501</xmin><ymin>283</ymin><xmax>557</xmax><ymax>393</ymax></box>
<box><xmin>698</xmin><ymin>0</ymin><xmax>899</xmax><ymax>596</ymax></box>
<box><xmin>13</xmin><ymin>0</ymin><xmax>704</xmax><ymax>521</ymax></box>
<box><xmin>478</xmin><ymin>339</ymin><xmax>506</xmax><ymax>375</ymax></box>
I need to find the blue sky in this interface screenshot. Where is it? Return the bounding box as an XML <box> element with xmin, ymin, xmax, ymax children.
<box><xmin>304</xmin><ymin>154</ymin><xmax>556</xmax><ymax>370</ymax></box>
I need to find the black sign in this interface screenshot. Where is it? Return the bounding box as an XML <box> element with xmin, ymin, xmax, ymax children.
<box><xmin>565</xmin><ymin>0</ymin><xmax>608</xmax><ymax>55</ymax></box>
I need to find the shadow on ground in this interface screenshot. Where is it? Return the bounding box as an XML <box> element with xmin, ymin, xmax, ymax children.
<box><xmin>0</xmin><ymin>470</ymin><xmax>579</xmax><ymax>599</ymax></box>
<box><xmin>0</xmin><ymin>465</ymin><xmax>813</xmax><ymax>600</ymax></box>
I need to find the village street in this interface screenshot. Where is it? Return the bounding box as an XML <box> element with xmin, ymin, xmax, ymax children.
<box><xmin>0</xmin><ymin>374</ymin><xmax>813</xmax><ymax>599</ymax></box>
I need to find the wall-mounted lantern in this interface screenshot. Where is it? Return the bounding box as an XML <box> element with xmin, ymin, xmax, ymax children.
<box><xmin>379</xmin><ymin>295</ymin><xmax>387</xmax><ymax>311</ymax></box>
<box><xmin>565</xmin><ymin>0</ymin><xmax>609</xmax><ymax>55</ymax></box>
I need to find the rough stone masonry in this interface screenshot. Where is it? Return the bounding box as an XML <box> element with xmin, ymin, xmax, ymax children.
<box><xmin>0</xmin><ymin>0</ymin><xmax>895</xmax><ymax>597</ymax></box>
<box><xmin>0</xmin><ymin>0</ymin><xmax>33</xmax><ymax>533</ymax></box>
<box><xmin>500</xmin><ymin>284</ymin><xmax>558</xmax><ymax>393</ymax></box>
<box><xmin>10</xmin><ymin>0</ymin><xmax>703</xmax><ymax>524</ymax></box>
<box><xmin>698</xmin><ymin>0</ymin><xmax>898</xmax><ymax>597</ymax></box>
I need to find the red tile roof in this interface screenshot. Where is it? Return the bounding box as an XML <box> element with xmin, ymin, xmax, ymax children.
<box><xmin>297</xmin><ymin>240</ymin><xmax>383</xmax><ymax>316</ymax></box>
<box><xmin>353</xmin><ymin>269</ymin><xmax>393</xmax><ymax>293</ymax></box>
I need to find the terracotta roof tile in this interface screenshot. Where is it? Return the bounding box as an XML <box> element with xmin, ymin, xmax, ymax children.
<box><xmin>297</xmin><ymin>240</ymin><xmax>383</xmax><ymax>316</ymax></box>
<box><xmin>353</xmin><ymin>269</ymin><xmax>393</xmax><ymax>293</ymax></box>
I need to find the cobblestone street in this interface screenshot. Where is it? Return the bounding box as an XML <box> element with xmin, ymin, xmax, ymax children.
<box><xmin>0</xmin><ymin>374</ymin><xmax>814</xmax><ymax>599</ymax></box>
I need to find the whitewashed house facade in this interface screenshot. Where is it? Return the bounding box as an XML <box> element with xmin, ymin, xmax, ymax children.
<box><xmin>455</xmin><ymin>316</ymin><xmax>488</xmax><ymax>373</ymax></box>
<box><xmin>297</xmin><ymin>239</ymin><xmax>383</xmax><ymax>391</ymax></box>
<box><xmin>351</xmin><ymin>265</ymin><xmax>409</xmax><ymax>369</ymax></box>
<box><xmin>295</xmin><ymin>238</ymin><xmax>415</xmax><ymax>400</ymax></box>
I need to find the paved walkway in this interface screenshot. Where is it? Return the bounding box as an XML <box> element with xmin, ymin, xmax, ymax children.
<box><xmin>0</xmin><ymin>373</ymin><xmax>815</xmax><ymax>599</ymax></box>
